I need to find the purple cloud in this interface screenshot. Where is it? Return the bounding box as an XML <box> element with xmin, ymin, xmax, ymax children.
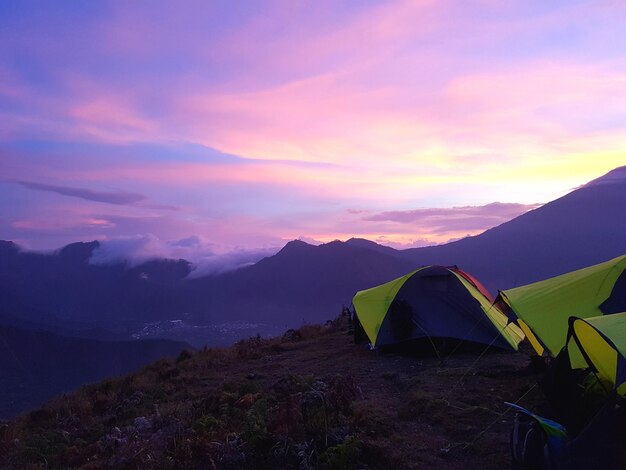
<box><xmin>17</xmin><ymin>181</ymin><xmax>147</xmax><ymax>205</ymax></box>
<box><xmin>1</xmin><ymin>2</ymin><xmax>623</xmax><ymax>254</ymax></box>
<box><xmin>364</xmin><ymin>202</ymin><xmax>541</xmax><ymax>234</ymax></box>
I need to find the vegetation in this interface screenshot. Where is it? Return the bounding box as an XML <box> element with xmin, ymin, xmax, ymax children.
<box><xmin>0</xmin><ymin>317</ymin><xmax>549</xmax><ymax>469</ymax></box>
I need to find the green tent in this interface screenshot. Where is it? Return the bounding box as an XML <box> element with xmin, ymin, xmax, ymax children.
<box><xmin>566</xmin><ymin>313</ymin><xmax>626</xmax><ymax>395</ymax></box>
<box><xmin>352</xmin><ymin>265</ymin><xmax>523</xmax><ymax>351</ymax></box>
<box><xmin>497</xmin><ymin>255</ymin><xmax>626</xmax><ymax>357</ymax></box>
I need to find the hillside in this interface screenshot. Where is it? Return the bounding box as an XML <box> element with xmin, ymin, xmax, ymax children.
<box><xmin>0</xmin><ymin>318</ymin><xmax>548</xmax><ymax>469</ymax></box>
<box><xmin>186</xmin><ymin>240</ymin><xmax>417</xmax><ymax>326</ymax></box>
<box><xmin>0</xmin><ymin>239</ymin><xmax>416</xmax><ymax>341</ymax></box>
<box><xmin>0</xmin><ymin>326</ymin><xmax>189</xmax><ymax>419</ymax></box>
<box><xmin>0</xmin><ymin>240</ymin><xmax>196</xmax><ymax>339</ymax></box>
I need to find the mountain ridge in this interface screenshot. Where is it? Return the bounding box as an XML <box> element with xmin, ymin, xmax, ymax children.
<box><xmin>1</xmin><ymin>166</ymin><xmax>624</xmax><ymax>338</ymax></box>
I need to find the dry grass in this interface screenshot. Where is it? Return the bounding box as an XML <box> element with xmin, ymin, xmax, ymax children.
<box><xmin>0</xmin><ymin>317</ymin><xmax>549</xmax><ymax>469</ymax></box>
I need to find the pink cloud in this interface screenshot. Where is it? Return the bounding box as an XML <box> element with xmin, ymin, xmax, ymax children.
<box><xmin>3</xmin><ymin>0</ymin><xmax>625</xmax><ymax>187</ymax></box>
<box><xmin>2</xmin><ymin>1</ymin><xmax>626</xmax><ymax>254</ymax></box>
<box><xmin>70</xmin><ymin>98</ymin><xmax>156</xmax><ymax>140</ymax></box>
<box><xmin>11</xmin><ymin>215</ymin><xmax>116</xmax><ymax>233</ymax></box>
<box><xmin>276</xmin><ymin>202</ymin><xmax>542</xmax><ymax>248</ymax></box>
<box><xmin>364</xmin><ymin>202</ymin><xmax>541</xmax><ymax>228</ymax></box>
<box><xmin>87</xmin><ymin>218</ymin><xmax>115</xmax><ymax>228</ymax></box>
<box><xmin>374</xmin><ymin>236</ymin><xmax>435</xmax><ymax>250</ymax></box>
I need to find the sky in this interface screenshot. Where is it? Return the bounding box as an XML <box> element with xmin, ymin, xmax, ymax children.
<box><xmin>1</xmin><ymin>0</ymin><xmax>625</xmax><ymax>263</ymax></box>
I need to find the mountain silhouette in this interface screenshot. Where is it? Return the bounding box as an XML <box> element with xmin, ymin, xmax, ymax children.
<box><xmin>0</xmin><ymin>242</ymin><xmax>193</xmax><ymax>338</ymax></box>
<box><xmin>1</xmin><ymin>167</ymin><xmax>624</xmax><ymax>338</ymax></box>
<box><xmin>185</xmin><ymin>239</ymin><xmax>416</xmax><ymax>326</ymax></box>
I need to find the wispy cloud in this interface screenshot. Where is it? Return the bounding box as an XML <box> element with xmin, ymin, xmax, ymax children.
<box><xmin>17</xmin><ymin>181</ymin><xmax>147</xmax><ymax>205</ymax></box>
<box><xmin>364</xmin><ymin>202</ymin><xmax>541</xmax><ymax>233</ymax></box>
<box><xmin>89</xmin><ymin>234</ymin><xmax>278</xmax><ymax>276</ymax></box>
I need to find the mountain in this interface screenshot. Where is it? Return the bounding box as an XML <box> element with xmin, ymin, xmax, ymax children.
<box><xmin>0</xmin><ymin>325</ymin><xmax>189</xmax><ymax>418</ymax></box>
<box><xmin>1</xmin><ymin>167</ymin><xmax>624</xmax><ymax>339</ymax></box>
<box><xmin>344</xmin><ymin>237</ymin><xmax>405</xmax><ymax>258</ymax></box>
<box><xmin>401</xmin><ymin>166</ymin><xmax>626</xmax><ymax>292</ymax></box>
<box><xmin>185</xmin><ymin>166</ymin><xmax>626</xmax><ymax>322</ymax></box>
<box><xmin>0</xmin><ymin>241</ymin><xmax>193</xmax><ymax>338</ymax></box>
<box><xmin>0</xmin><ymin>237</ymin><xmax>416</xmax><ymax>341</ymax></box>
<box><xmin>185</xmin><ymin>239</ymin><xmax>416</xmax><ymax>325</ymax></box>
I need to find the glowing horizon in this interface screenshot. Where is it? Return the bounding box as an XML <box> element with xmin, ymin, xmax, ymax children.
<box><xmin>1</xmin><ymin>1</ymin><xmax>625</xmax><ymax>257</ymax></box>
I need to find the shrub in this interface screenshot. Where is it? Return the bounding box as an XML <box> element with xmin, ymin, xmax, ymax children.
<box><xmin>318</xmin><ymin>436</ymin><xmax>361</xmax><ymax>469</ymax></box>
<box><xmin>193</xmin><ymin>415</ymin><xmax>222</xmax><ymax>433</ymax></box>
<box><xmin>176</xmin><ymin>349</ymin><xmax>193</xmax><ymax>363</ymax></box>
<box><xmin>397</xmin><ymin>389</ymin><xmax>438</xmax><ymax>420</ymax></box>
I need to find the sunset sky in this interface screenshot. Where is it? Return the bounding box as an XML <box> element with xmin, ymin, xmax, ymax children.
<box><xmin>1</xmin><ymin>1</ymin><xmax>625</xmax><ymax>263</ymax></box>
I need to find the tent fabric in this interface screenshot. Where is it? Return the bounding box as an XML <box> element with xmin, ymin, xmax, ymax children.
<box><xmin>567</xmin><ymin>313</ymin><xmax>626</xmax><ymax>395</ymax></box>
<box><xmin>352</xmin><ymin>265</ymin><xmax>524</xmax><ymax>350</ymax></box>
<box><xmin>498</xmin><ymin>254</ymin><xmax>626</xmax><ymax>357</ymax></box>
<box><xmin>451</xmin><ymin>267</ymin><xmax>493</xmax><ymax>302</ymax></box>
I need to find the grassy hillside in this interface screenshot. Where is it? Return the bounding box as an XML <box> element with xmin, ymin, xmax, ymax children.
<box><xmin>0</xmin><ymin>318</ymin><xmax>552</xmax><ymax>469</ymax></box>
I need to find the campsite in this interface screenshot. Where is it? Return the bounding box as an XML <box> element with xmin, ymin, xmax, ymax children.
<box><xmin>2</xmin><ymin>2</ymin><xmax>626</xmax><ymax>468</ymax></box>
<box><xmin>0</xmin><ymin>173</ymin><xmax>625</xmax><ymax>467</ymax></box>
<box><xmin>2</xmin><ymin>256</ymin><xmax>626</xmax><ymax>468</ymax></box>
<box><xmin>351</xmin><ymin>256</ymin><xmax>626</xmax><ymax>469</ymax></box>
<box><xmin>0</xmin><ymin>315</ymin><xmax>555</xmax><ymax>469</ymax></box>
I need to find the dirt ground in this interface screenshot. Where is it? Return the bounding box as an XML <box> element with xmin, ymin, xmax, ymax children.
<box><xmin>237</xmin><ymin>328</ymin><xmax>544</xmax><ymax>469</ymax></box>
<box><xmin>0</xmin><ymin>321</ymin><xmax>554</xmax><ymax>469</ymax></box>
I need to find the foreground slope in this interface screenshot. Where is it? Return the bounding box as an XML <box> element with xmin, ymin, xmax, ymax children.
<box><xmin>402</xmin><ymin>166</ymin><xmax>626</xmax><ymax>292</ymax></box>
<box><xmin>0</xmin><ymin>319</ymin><xmax>547</xmax><ymax>469</ymax></box>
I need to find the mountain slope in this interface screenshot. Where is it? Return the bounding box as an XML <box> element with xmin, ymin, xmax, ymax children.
<box><xmin>187</xmin><ymin>239</ymin><xmax>417</xmax><ymax>325</ymax></box>
<box><xmin>0</xmin><ymin>241</ymin><xmax>193</xmax><ymax>338</ymax></box>
<box><xmin>402</xmin><ymin>166</ymin><xmax>626</xmax><ymax>292</ymax></box>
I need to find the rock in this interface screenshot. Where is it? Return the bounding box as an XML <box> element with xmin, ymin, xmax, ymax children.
<box><xmin>134</xmin><ymin>416</ymin><xmax>152</xmax><ymax>432</ymax></box>
<box><xmin>98</xmin><ymin>432</ymin><xmax>128</xmax><ymax>452</ymax></box>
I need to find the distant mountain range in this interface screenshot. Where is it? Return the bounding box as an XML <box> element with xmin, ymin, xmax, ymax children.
<box><xmin>0</xmin><ymin>240</ymin><xmax>193</xmax><ymax>338</ymax></box>
<box><xmin>1</xmin><ymin>166</ymin><xmax>625</xmax><ymax>341</ymax></box>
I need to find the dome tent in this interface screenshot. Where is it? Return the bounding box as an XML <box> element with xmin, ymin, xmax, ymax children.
<box><xmin>565</xmin><ymin>312</ymin><xmax>626</xmax><ymax>395</ymax></box>
<box><xmin>352</xmin><ymin>265</ymin><xmax>523</xmax><ymax>352</ymax></box>
<box><xmin>497</xmin><ymin>255</ymin><xmax>626</xmax><ymax>357</ymax></box>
